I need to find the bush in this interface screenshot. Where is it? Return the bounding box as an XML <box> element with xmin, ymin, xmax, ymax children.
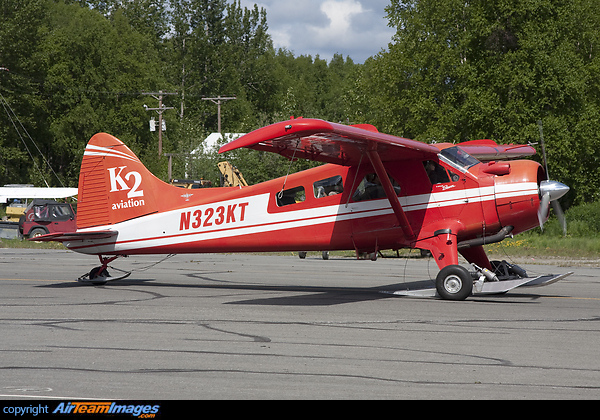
<box><xmin>564</xmin><ymin>201</ymin><xmax>600</xmax><ymax>237</ymax></box>
<box><xmin>523</xmin><ymin>201</ymin><xmax>600</xmax><ymax>238</ymax></box>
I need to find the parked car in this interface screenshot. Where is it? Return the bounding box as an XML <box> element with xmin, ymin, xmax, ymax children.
<box><xmin>19</xmin><ymin>199</ymin><xmax>76</xmax><ymax>238</ymax></box>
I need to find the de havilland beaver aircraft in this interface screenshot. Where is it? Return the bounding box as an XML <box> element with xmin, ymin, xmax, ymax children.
<box><xmin>34</xmin><ymin>117</ymin><xmax>572</xmax><ymax>300</ymax></box>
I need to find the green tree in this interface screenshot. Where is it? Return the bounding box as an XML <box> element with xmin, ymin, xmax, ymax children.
<box><xmin>350</xmin><ymin>0</ymin><xmax>600</xmax><ymax>205</ymax></box>
<box><xmin>33</xmin><ymin>1</ymin><xmax>167</xmax><ymax>182</ymax></box>
<box><xmin>0</xmin><ymin>0</ymin><xmax>50</xmax><ymax>186</ymax></box>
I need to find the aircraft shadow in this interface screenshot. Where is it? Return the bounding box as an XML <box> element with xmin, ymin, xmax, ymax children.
<box><xmin>38</xmin><ymin>273</ymin><xmax>543</xmax><ymax>306</ymax></box>
<box><xmin>37</xmin><ymin>272</ymin><xmax>435</xmax><ymax>306</ymax></box>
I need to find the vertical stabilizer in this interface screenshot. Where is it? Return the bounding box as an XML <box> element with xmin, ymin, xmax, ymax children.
<box><xmin>77</xmin><ymin>133</ymin><xmax>161</xmax><ymax>229</ymax></box>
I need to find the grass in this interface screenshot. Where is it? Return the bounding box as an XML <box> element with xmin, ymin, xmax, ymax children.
<box><xmin>484</xmin><ymin>234</ymin><xmax>600</xmax><ymax>259</ymax></box>
<box><xmin>3</xmin><ymin>233</ymin><xmax>600</xmax><ymax>261</ymax></box>
<box><xmin>0</xmin><ymin>237</ymin><xmax>68</xmax><ymax>249</ymax></box>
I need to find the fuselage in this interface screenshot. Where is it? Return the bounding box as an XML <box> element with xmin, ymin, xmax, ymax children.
<box><xmin>64</xmin><ymin>147</ymin><xmax>544</xmax><ymax>259</ymax></box>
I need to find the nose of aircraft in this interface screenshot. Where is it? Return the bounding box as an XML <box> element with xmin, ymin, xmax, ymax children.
<box><xmin>539</xmin><ymin>180</ymin><xmax>570</xmax><ymax>202</ymax></box>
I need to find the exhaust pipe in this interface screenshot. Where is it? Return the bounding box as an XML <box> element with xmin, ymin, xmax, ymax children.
<box><xmin>457</xmin><ymin>225</ymin><xmax>514</xmax><ymax>250</ymax></box>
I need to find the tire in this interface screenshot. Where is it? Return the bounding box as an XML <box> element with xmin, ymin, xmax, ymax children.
<box><xmin>298</xmin><ymin>252</ymin><xmax>307</xmax><ymax>259</ymax></box>
<box><xmin>28</xmin><ymin>228</ymin><xmax>47</xmax><ymax>239</ymax></box>
<box><xmin>436</xmin><ymin>265</ymin><xmax>473</xmax><ymax>301</ymax></box>
<box><xmin>89</xmin><ymin>266</ymin><xmax>109</xmax><ymax>285</ymax></box>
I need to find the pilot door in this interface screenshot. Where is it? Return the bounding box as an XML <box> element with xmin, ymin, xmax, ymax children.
<box><xmin>423</xmin><ymin>159</ymin><xmax>469</xmax><ymax>220</ymax></box>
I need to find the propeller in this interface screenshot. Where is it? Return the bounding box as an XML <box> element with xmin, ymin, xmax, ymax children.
<box><xmin>537</xmin><ymin>121</ymin><xmax>569</xmax><ymax>235</ymax></box>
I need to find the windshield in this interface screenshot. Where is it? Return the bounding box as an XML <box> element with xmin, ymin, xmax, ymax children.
<box><xmin>440</xmin><ymin>146</ymin><xmax>480</xmax><ymax>170</ymax></box>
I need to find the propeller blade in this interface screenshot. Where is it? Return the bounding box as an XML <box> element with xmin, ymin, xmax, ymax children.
<box><xmin>537</xmin><ymin>121</ymin><xmax>568</xmax><ymax>235</ymax></box>
<box><xmin>538</xmin><ymin>192</ymin><xmax>550</xmax><ymax>230</ymax></box>
<box><xmin>538</xmin><ymin>180</ymin><xmax>569</xmax><ymax>233</ymax></box>
<box><xmin>552</xmin><ymin>200</ymin><xmax>567</xmax><ymax>236</ymax></box>
<box><xmin>538</xmin><ymin>120</ymin><xmax>550</xmax><ymax>178</ymax></box>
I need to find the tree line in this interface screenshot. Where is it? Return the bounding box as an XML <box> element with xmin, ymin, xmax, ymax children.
<box><xmin>1</xmin><ymin>0</ymin><xmax>598</xmax><ymax>208</ymax></box>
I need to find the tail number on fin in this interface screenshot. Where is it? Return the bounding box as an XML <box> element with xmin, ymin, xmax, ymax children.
<box><xmin>180</xmin><ymin>202</ymin><xmax>248</xmax><ymax>231</ymax></box>
<box><xmin>108</xmin><ymin>166</ymin><xmax>144</xmax><ymax>198</ymax></box>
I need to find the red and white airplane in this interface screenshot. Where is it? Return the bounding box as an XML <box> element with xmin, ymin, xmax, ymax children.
<box><xmin>35</xmin><ymin>117</ymin><xmax>572</xmax><ymax>300</ymax></box>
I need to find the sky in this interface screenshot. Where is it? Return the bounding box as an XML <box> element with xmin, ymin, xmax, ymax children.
<box><xmin>238</xmin><ymin>0</ymin><xmax>396</xmax><ymax>63</ymax></box>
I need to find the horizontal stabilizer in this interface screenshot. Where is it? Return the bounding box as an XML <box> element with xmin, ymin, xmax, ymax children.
<box><xmin>29</xmin><ymin>230</ymin><xmax>117</xmax><ymax>242</ymax></box>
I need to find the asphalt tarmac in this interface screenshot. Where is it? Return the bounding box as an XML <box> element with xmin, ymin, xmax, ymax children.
<box><xmin>1</xmin><ymin>248</ymin><xmax>599</xmax><ymax>399</ymax></box>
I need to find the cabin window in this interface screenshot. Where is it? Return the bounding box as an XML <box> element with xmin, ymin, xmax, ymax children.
<box><xmin>352</xmin><ymin>173</ymin><xmax>401</xmax><ymax>202</ymax></box>
<box><xmin>313</xmin><ymin>175</ymin><xmax>343</xmax><ymax>198</ymax></box>
<box><xmin>276</xmin><ymin>186</ymin><xmax>305</xmax><ymax>206</ymax></box>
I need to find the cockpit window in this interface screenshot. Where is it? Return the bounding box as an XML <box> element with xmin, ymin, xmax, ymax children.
<box><xmin>440</xmin><ymin>146</ymin><xmax>480</xmax><ymax>170</ymax></box>
<box><xmin>424</xmin><ymin>161</ymin><xmax>461</xmax><ymax>184</ymax></box>
<box><xmin>424</xmin><ymin>161</ymin><xmax>450</xmax><ymax>184</ymax></box>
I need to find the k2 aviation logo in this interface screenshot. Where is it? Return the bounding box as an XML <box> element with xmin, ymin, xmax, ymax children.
<box><xmin>108</xmin><ymin>166</ymin><xmax>146</xmax><ymax>210</ymax></box>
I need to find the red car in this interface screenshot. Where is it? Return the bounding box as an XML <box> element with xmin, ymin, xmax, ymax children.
<box><xmin>19</xmin><ymin>199</ymin><xmax>76</xmax><ymax>238</ymax></box>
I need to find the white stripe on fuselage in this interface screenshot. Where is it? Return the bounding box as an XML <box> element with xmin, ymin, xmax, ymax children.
<box><xmin>66</xmin><ymin>183</ymin><xmax>537</xmax><ymax>254</ymax></box>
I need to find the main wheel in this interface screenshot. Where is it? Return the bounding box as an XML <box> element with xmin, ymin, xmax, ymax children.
<box><xmin>436</xmin><ymin>265</ymin><xmax>473</xmax><ymax>301</ymax></box>
<box><xmin>89</xmin><ymin>266</ymin><xmax>110</xmax><ymax>285</ymax></box>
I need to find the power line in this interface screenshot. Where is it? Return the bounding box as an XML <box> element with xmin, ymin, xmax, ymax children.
<box><xmin>0</xmin><ymin>91</ymin><xmax>65</xmax><ymax>188</ymax></box>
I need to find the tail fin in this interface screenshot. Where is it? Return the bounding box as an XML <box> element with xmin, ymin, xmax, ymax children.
<box><xmin>77</xmin><ymin>133</ymin><xmax>163</xmax><ymax>229</ymax></box>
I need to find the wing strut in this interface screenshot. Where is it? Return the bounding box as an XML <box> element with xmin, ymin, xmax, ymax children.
<box><xmin>366</xmin><ymin>144</ymin><xmax>415</xmax><ymax>239</ymax></box>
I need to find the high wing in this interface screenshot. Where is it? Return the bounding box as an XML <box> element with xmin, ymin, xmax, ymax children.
<box><xmin>451</xmin><ymin>139</ymin><xmax>536</xmax><ymax>161</ymax></box>
<box><xmin>219</xmin><ymin>118</ymin><xmax>535</xmax><ymax>165</ymax></box>
<box><xmin>219</xmin><ymin>118</ymin><xmax>440</xmax><ymax>165</ymax></box>
<box><xmin>221</xmin><ymin>118</ymin><xmax>441</xmax><ymax>239</ymax></box>
<box><xmin>0</xmin><ymin>187</ymin><xmax>78</xmax><ymax>204</ymax></box>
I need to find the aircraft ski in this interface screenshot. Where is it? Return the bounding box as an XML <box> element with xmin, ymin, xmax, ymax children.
<box><xmin>77</xmin><ymin>269</ymin><xmax>131</xmax><ymax>286</ymax></box>
<box><xmin>32</xmin><ymin>118</ymin><xmax>572</xmax><ymax>301</ymax></box>
<box><xmin>386</xmin><ymin>270</ymin><xmax>573</xmax><ymax>298</ymax></box>
<box><xmin>76</xmin><ymin>255</ymin><xmax>131</xmax><ymax>285</ymax></box>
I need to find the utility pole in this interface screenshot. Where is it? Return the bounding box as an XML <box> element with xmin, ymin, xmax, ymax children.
<box><xmin>143</xmin><ymin>91</ymin><xmax>177</xmax><ymax>155</ymax></box>
<box><xmin>202</xmin><ymin>95</ymin><xmax>236</xmax><ymax>133</ymax></box>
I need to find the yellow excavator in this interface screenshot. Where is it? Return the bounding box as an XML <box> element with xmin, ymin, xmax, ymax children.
<box><xmin>170</xmin><ymin>161</ymin><xmax>247</xmax><ymax>189</ymax></box>
<box><xmin>217</xmin><ymin>161</ymin><xmax>248</xmax><ymax>187</ymax></box>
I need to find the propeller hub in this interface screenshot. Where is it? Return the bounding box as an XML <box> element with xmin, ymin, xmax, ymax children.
<box><xmin>539</xmin><ymin>180</ymin><xmax>569</xmax><ymax>202</ymax></box>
